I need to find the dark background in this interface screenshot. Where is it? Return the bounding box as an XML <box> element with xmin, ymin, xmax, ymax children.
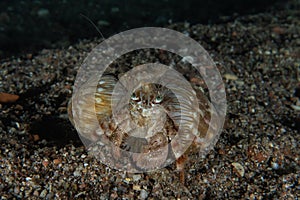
<box><xmin>0</xmin><ymin>0</ymin><xmax>291</xmax><ymax>58</ymax></box>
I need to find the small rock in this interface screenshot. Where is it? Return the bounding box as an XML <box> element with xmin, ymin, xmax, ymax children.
<box><xmin>133</xmin><ymin>185</ymin><xmax>141</xmax><ymax>191</ymax></box>
<box><xmin>42</xmin><ymin>160</ymin><xmax>49</xmax><ymax>168</ymax></box>
<box><xmin>14</xmin><ymin>186</ymin><xmax>20</xmax><ymax>194</ymax></box>
<box><xmin>235</xmin><ymin>80</ymin><xmax>244</xmax><ymax>86</ymax></box>
<box><xmin>0</xmin><ymin>93</ymin><xmax>19</xmax><ymax>103</ymax></box>
<box><xmin>110</xmin><ymin>192</ymin><xmax>118</xmax><ymax>199</ymax></box>
<box><xmin>271</xmin><ymin>162</ymin><xmax>279</xmax><ymax>170</ymax></box>
<box><xmin>15</xmin><ymin>104</ymin><xmax>23</xmax><ymax>110</ymax></box>
<box><xmin>73</xmin><ymin>170</ymin><xmax>82</xmax><ymax>177</ymax></box>
<box><xmin>39</xmin><ymin>189</ymin><xmax>47</xmax><ymax>198</ymax></box>
<box><xmin>139</xmin><ymin>189</ymin><xmax>148</xmax><ymax>199</ymax></box>
<box><xmin>264</xmin><ymin>50</ymin><xmax>271</xmax><ymax>55</ymax></box>
<box><xmin>132</xmin><ymin>175</ymin><xmax>141</xmax><ymax>181</ymax></box>
<box><xmin>32</xmin><ymin>134</ymin><xmax>40</xmax><ymax>142</ymax></box>
<box><xmin>33</xmin><ymin>190</ymin><xmax>39</xmax><ymax>197</ymax></box>
<box><xmin>224</xmin><ymin>73</ymin><xmax>238</xmax><ymax>81</ymax></box>
<box><xmin>291</xmin><ymin>104</ymin><xmax>300</xmax><ymax>111</ymax></box>
<box><xmin>46</xmin><ymin>192</ymin><xmax>54</xmax><ymax>199</ymax></box>
<box><xmin>232</xmin><ymin>162</ymin><xmax>245</xmax><ymax>177</ymax></box>
<box><xmin>123</xmin><ymin>177</ymin><xmax>132</xmax><ymax>184</ymax></box>
<box><xmin>53</xmin><ymin>158</ymin><xmax>62</xmax><ymax>165</ymax></box>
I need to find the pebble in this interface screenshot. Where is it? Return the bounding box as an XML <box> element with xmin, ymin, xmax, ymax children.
<box><xmin>132</xmin><ymin>175</ymin><xmax>141</xmax><ymax>181</ymax></box>
<box><xmin>232</xmin><ymin>162</ymin><xmax>245</xmax><ymax>177</ymax></box>
<box><xmin>133</xmin><ymin>185</ymin><xmax>141</xmax><ymax>191</ymax></box>
<box><xmin>271</xmin><ymin>162</ymin><xmax>279</xmax><ymax>170</ymax></box>
<box><xmin>224</xmin><ymin>73</ymin><xmax>238</xmax><ymax>80</ymax></box>
<box><xmin>33</xmin><ymin>190</ymin><xmax>39</xmax><ymax>196</ymax></box>
<box><xmin>13</xmin><ymin>186</ymin><xmax>20</xmax><ymax>194</ymax></box>
<box><xmin>139</xmin><ymin>189</ymin><xmax>148</xmax><ymax>199</ymax></box>
<box><xmin>73</xmin><ymin>170</ymin><xmax>82</xmax><ymax>177</ymax></box>
<box><xmin>53</xmin><ymin>158</ymin><xmax>62</xmax><ymax>165</ymax></box>
<box><xmin>0</xmin><ymin>93</ymin><xmax>19</xmax><ymax>103</ymax></box>
<box><xmin>39</xmin><ymin>189</ymin><xmax>47</xmax><ymax>198</ymax></box>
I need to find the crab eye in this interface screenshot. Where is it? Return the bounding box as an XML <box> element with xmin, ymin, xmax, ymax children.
<box><xmin>154</xmin><ymin>95</ymin><xmax>163</xmax><ymax>103</ymax></box>
<box><xmin>131</xmin><ymin>92</ymin><xmax>140</xmax><ymax>101</ymax></box>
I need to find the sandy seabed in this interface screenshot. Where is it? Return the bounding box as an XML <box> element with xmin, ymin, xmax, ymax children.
<box><xmin>0</xmin><ymin>2</ymin><xmax>299</xmax><ymax>199</ymax></box>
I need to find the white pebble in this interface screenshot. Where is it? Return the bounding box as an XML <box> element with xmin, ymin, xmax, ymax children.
<box><xmin>140</xmin><ymin>189</ymin><xmax>148</xmax><ymax>199</ymax></box>
<box><xmin>132</xmin><ymin>175</ymin><xmax>141</xmax><ymax>181</ymax></box>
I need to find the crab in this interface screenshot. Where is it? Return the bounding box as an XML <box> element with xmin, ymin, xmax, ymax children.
<box><xmin>68</xmin><ymin>73</ymin><xmax>217</xmax><ymax>184</ymax></box>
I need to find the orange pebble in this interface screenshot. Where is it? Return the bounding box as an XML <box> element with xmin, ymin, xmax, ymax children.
<box><xmin>0</xmin><ymin>93</ymin><xmax>19</xmax><ymax>103</ymax></box>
